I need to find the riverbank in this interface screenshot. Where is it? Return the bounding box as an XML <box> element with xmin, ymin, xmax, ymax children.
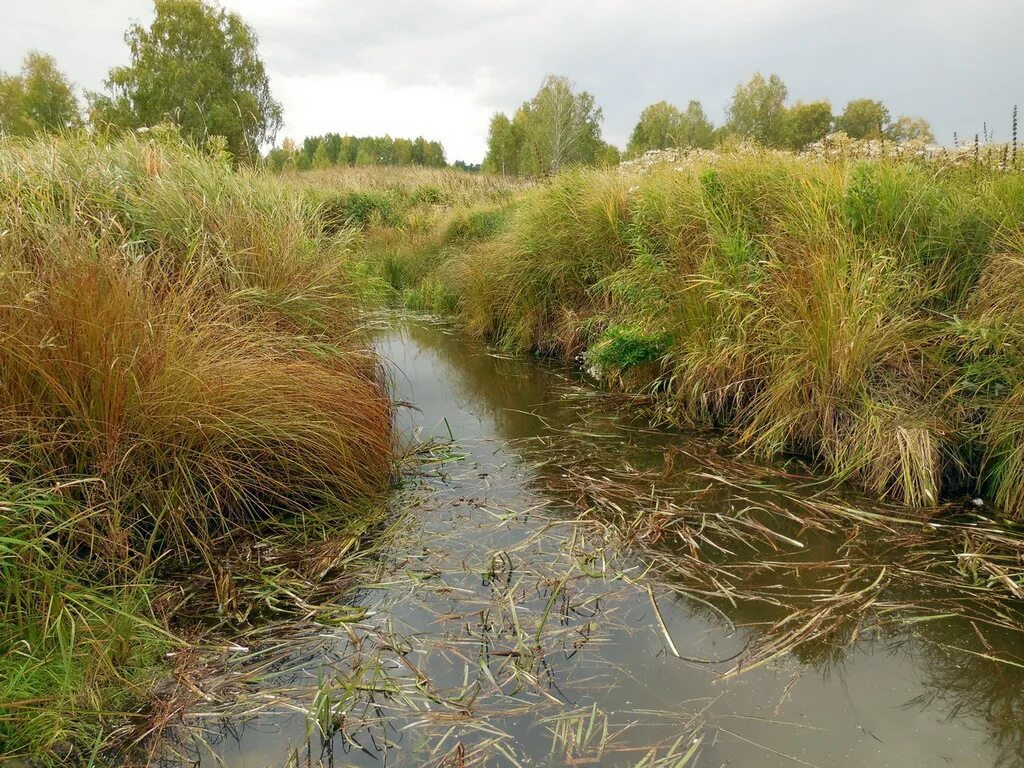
<box><xmin>0</xmin><ymin>134</ymin><xmax>395</xmax><ymax>764</ymax></box>
<box><xmin>4</xmin><ymin>138</ymin><xmax>1024</xmax><ymax>766</ymax></box>
<box><xmin>339</xmin><ymin>152</ymin><xmax>1024</xmax><ymax>517</ymax></box>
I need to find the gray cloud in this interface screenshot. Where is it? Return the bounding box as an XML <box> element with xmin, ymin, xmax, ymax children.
<box><xmin>3</xmin><ymin>0</ymin><xmax>1022</xmax><ymax>161</ymax></box>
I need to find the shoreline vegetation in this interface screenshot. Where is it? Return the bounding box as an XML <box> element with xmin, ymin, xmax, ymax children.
<box><xmin>0</xmin><ymin>133</ymin><xmax>394</xmax><ymax>764</ymax></box>
<box><xmin>1</xmin><ymin>129</ymin><xmax>1023</xmax><ymax>767</ymax></box>
<box><xmin>337</xmin><ymin>144</ymin><xmax>1024</xmax><ymax>515</ymax></box>
<box><xmin>2</xmin><ymin>6</ymin><xmax>1024</xmax><ymax>759</ymax></box>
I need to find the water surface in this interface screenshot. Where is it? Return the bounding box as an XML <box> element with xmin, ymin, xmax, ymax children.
<box><xmin>163</xmin><ymin>319</ymin><xmax>1024</xmax><ymax>768</ymax></box>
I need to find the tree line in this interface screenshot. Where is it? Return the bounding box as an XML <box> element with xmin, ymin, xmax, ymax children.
<box><xmin>0</xmin><ymin>0</ymin><xmax>454</xmax><ymax>170</ymax></box>
<box><xmin>0</xmin><ymin>0</ymin><xmax>280</xmax><ymax>165</ymax></box>
<box><xmin>266</xmin><ymin>133</ymin><xmax>447</xmax><ymax>171</ymax></box>
<box><xmin>0</xmin><ymin>52</ymin><xmax>81</xmax><ymax>136</ymax></box>
<box><xmin>716</xmin><ymin>72</ymin><xmax>933</xmax><ymax>152</ymax></box>
<box><xmin>2</xmin><ymin>1</ymin><xmax>939</xmax><ymax>174</ymax></box>
<box><xmin>485</xmin><ymin>72</ymin><xmax>936</xmax><ymax>175</ymax></box>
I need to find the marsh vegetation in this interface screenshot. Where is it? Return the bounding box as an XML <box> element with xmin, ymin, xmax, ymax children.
<box><xmin>345</xmin><ymin>151</ymin><xmax>1024</xmax><ymax>516</ymax></box>
<box><xmin>2</xmin><ymin>1</ymin><xmax>1023</xmax><ymax>765</ymax></box>
<box><xmin>0</xmin><ymin>134</ymin><xmax>394</xmax><ymax>763</ymax></box>
<box><xmin>5</xmin><ymin>134</ymin><xmax>1022</xmax><ymax>766</ymax></box>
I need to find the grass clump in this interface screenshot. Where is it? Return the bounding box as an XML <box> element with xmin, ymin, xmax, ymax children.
<box><xmin>0</xmin><ymin>132</ymin><xmax>394</xmax><ymax>763</ymax></box>
<box><xmin>587</xmin><ymin>324</ymin><xmax>673</xmax><ymax>382</ymax></box>
<box><xmin>444</xmin><ymin>205</ymin><xmax>510</xmax><ymax>244</ymax></box>
<box><xmin>305</xmin><ymin>188</ymin><xmax>404</xmax><ymax>231</ymax></box>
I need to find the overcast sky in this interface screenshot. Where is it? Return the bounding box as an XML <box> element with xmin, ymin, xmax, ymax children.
<box><xmin>3</xmin><ymin>0</ymin><xmax>1022</xmax><ymax>162</ymax></box>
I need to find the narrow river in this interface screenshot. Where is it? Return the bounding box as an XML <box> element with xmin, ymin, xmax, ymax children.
<box><xmin>163</xmin><ymin>319</ymin><xmax>1024</xmax><ymax>768</ymax></box>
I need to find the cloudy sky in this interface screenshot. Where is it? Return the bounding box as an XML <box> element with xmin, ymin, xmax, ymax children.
<box><xmin>2</xmin><ymin>0</ymin><xmax>1022</xmax><ymax>162</ymax></box>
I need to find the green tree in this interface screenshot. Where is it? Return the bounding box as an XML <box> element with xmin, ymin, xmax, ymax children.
<box><xmin>483</xmin><ymin>112</ymin><xmax>519</xmax><ymax>174</ymax></box>
<box><xmin>0</xmin><ymin>74</ymin><xmax>29</xmax><ymax>135</ymax></box>
<box><xmin>596</xmin><ymin>141</ymin><xmax>621</xmax><ymax>166</ymax></box>
<box><xmin>411</xmin><ymin>136</ymin><xmax>428</xmax><ymax>165</ymax></box>
<box><xmin>355</xmin><ymin>143</ymin><xmax>376</xmax><ymax>166</ymax></box>
<box><xmin>265</xmin><ymin>137</ymin><xmax>301</xmax><ymax>172</ymax></box>
<box><xmin>0</xmin><ymin>51</ymin><xmax>80</xmax><ymax>136</ymax></box>
<box><xmin>374</xmin><ymin>135</ymin><xmax>394</xmax><ymax>165</ymax></box>
<box><xmin>90</xmin><ymin>0</ymin><xmax>282</xmax><ymax>164</ymax></box>
<box><xmin>836</xmin><ymin>99</ymin><xmax>890</xmax><ymax>139</ymax></box>
<box><xmin>279</xmin><ymin>136</ymin><xmax>299</xmax><ymax>170</ymax></box>
<box><xmin>726</xmin><ymin>73</ymin><xmax>789</xmax><ymax>146</ymax></box>
<box><xmin>339</xmin><ymin>136</ymin><xmax>357</xmax><ymax>165</ymax></box>
<box><xmin>20</xmin><ymin>52</ymin><xmax>81</xmax><ymax>132</ymax></box>
<box><xmin>272</xmin><ymin>132</ymin><xmax>447</xmax><ymax>170</ymax></box>
<box><xmin>393</xmin><ymin>137</ymin><xmax>413</xmax><ymax>165</ymax></box>
<box><xmin>516</xmin><ymin>74</ymin><xmax>604</xmax><ymax>174</ymax></box>
<box><xmin>677</xmin><ymin>100</ymin><xmax>715</xmax><ymax>149</ymax></box>
<box><xmin>626</xmin><ymin>99</ymin><xmax>714</xmax><ymax>156</ymax></box>
<box><xmin>511</xmin><ymin>108</ymin><xmax>537</xmax><ymax>175</ymax></box>
<box><xmin>311</xmin><ymin>141</ymin><xmax>332</xmax><ymax>169</ymax></box>
<box><xmin>322</xmin><ymin>132</ymin><xmax>343</xmax><ymax>164</ymax></box>
<box><xmin>301</xmin><ymin>136</ymin><xmax>321</xmax><ymax>165</ymax></box>
<box><xmin>265</xmin><ymin>147</ymin><xmax>288</xmax><ymax>171</ymax></box>
<box><xmin>888</xmin><ymin>115</ymin><xmax>935</xmax><ymax>144</ymax></box>
<box><xmin>627</xmin><ymin>101</ymin><xmax>683</xmax><ymax>156</ymax></box>
<box><xmin>424</xmin><ymin>140</ymin><xmax>446</xmax><ymax>167</ymax></box>
<box><xmin>784</xmin><ymin>100</ymin><xmax>833</xmax><ymax>149</ymax></box>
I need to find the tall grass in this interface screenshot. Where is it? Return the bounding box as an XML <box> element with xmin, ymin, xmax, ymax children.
<box><xmin>286</xmin><ymin>163</ymin><xmax>529</xmax><ymax>208</ymax></box>
<box><xmin>0</xmin><ymin>133</ymin><xmax>395</xmax><ymax>762</ymax></box>
<box><xmin>0</xmin><ymin>476</ymin><xmax>171</xmax><ymax>759</ymax></box>
<box><xmin>352</xmin><ymin>151</ymin><xmax>1024</xmax><ymax>514</ymax></box>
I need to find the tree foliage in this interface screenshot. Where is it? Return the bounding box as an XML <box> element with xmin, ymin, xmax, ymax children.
<box><xmin>626</xmin><ymin>99</ymin><xmax>714</xmax><ymax>156</ymax></box>
<box><xmin>784</xmin><ymin>100</ymin><xmax>833</xmax><ymax>150</ymax></box>
<box><xmin>726</xmin><ymin>73</ymin><xmax>789</xmax><ymax>146</ymax></box>
<box><xmin>525</xmin><ymin>75</ymin><xmax>604</xmax><ymax>174</ymax></box>
<box><xmin>483</xmin><ymin>75</ymin><xmax>605</xmax><ymax>176</ymax></box>
<box><xmin>267</xmin><ymin>133</ymin><xmax>447</xmax><ymax>172</ymax></box>
<box><xmin>311</xmin><ymin>141</ymin><xmax>331</xmax><ymax>169</ymax></box>
<box><xmin>0</xmin><ymin>52</ymin><xmax>80</xmax><ymax>136</ymax></box>
<box><xmin>888</xmin><ymin>115</ymin><xmax>935</xmax><ymax>144</ymax></box>
<box><xmin>482</xmin><ymin>113</ymin><xmax>517</xmax><ymax>174</ymax></box>
<box><xmin>596</xmin><ymin>141</ymin><xmax>621</xmax><ymax>166</ymax></box>
<box><xmin>89</xmin><ymin>0</ymin><xmax>282</xmax><ymax>164</ymax></box>
<box><xmin>835</xmin><ymin>99</ymin><xmax>891</xmax><ymax>140</ymax></box>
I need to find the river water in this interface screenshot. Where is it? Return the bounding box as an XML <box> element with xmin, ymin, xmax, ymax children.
<box><xmin>162</xmin><ymin>319</ymin><xmax>1024</xmax><ymax>768</ymax></box>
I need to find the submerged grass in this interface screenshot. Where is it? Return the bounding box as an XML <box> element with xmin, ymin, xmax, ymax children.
<box><xmin>0</xmin><ymin>133</ymin><xmax>395</xmax><ymax>764</ymax></box>
<box><xmin>346</xmin><ymin>153</ymin><xmax>1024</xmax><ymax>517</ymax></box>
<box><xmin>157</xmin><ymin>341</ymin><xmax>1024</xmax><ymax>766</ymax></box>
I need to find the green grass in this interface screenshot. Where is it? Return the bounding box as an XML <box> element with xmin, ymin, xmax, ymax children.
<box><xmin>341</xmin><ymin>150</ymin><xmax>1024</xmax><ymax>515</ymax></box>
<box><xmin>0</xmin><ymin>476</ymin><xmax>172</xmax><ymax>761</ymax></box>
<box><xmin>0</xmin><ymin>132</ymin><xmax>396</xmax><ymax>763</ymax></box>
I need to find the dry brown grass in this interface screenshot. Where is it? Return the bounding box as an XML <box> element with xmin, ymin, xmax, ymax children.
<box><xmin>0</xmin><ymin>133</ymin><xmax>395</xmax><ymax>556</ymax></box>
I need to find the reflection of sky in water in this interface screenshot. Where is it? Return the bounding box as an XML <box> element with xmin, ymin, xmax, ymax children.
<box><xmin>163</xmin><ymin>321</ymin><xmax>1024</xmax><ymax>768</ymax></box>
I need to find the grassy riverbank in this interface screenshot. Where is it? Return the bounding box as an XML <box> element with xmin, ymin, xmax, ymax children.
<box><xmin>5</xmin><ymin>139</ymin><xmax>1022</xmax><ymax>763</ymax></box>
<box><xmin>0</xmin><ymin>134</ymin><xmax>394</xmax><ymax>763</ymax></box>
<box><xmin>339</xmin><ymin>151</ymin><xmax>1024</xmax><ymax>516</ymax></box>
